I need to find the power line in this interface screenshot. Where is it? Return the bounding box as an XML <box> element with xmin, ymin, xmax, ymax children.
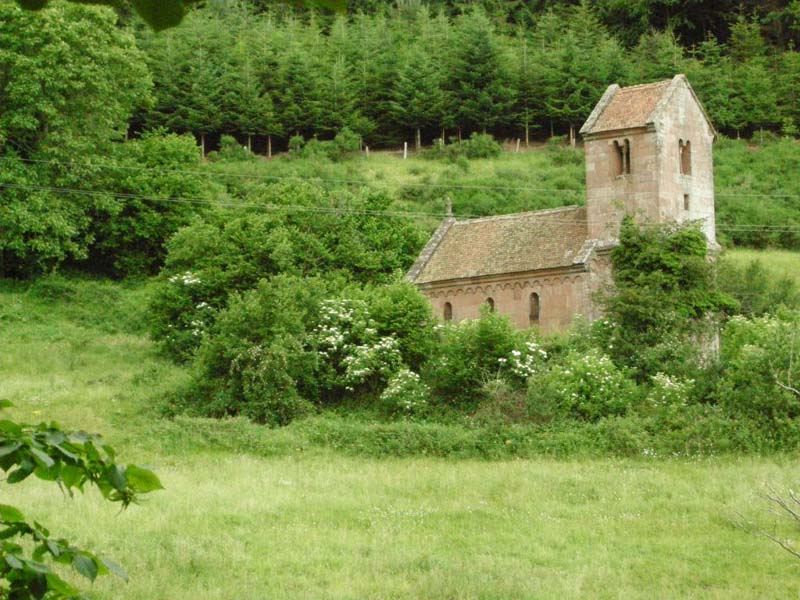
<box><xmin>3</xmin><ymin>181</ymin><xmax>800</xmax><ymax>234</ymax></box>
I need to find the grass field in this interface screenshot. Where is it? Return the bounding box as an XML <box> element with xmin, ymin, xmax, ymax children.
<box><xmin>725</xmin><ymin>248</ymin><xmax>800</xmax><ymax>285</ymax></box>
<box><xmin>1</xmin><ymin>277</ymin><xmax>800</xmax><ymax>598</ymax></box>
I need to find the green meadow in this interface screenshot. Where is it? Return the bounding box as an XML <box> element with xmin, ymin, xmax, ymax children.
<box><xmin>1</xmin><ymin>276</ymin><xmax>799</xmax><ymax>599</ymax></box>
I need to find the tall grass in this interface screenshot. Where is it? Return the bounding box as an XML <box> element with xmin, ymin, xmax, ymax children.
<box><xmin>0</xmin><ymin>276</ymin><xmax>798</xmax><ymax>598</ymax></box>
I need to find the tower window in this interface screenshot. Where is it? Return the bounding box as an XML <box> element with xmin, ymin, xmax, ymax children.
<box><xmin>684</xmin><ymin>194</ymin><xmax>690</xmax><ymax>211</ymax></box>
<box><xmin>623</xmin><ymin>139</ymin><xmax>631</xmax><ymax>174</ymax></box>
<box><xmin>443</xmin><ymin>302</ymin><xmax>453</xmax><ymax>321</ymax></box>
<box><xmin>679</xmin><ymin>139</ymin><xmax>692</xmax><ymax>175</ymax></box>
<box><xmin>612</xmin><ymin>141</ymin><xmax>623</xmax><ymax>176</ymax></box>
<box><xmin>612</xmin><ymin>139</ymin><xmax>631</xmax><ymax>176</ymax></box>
<box><xmin>485</xmin><ymin>297</ymin><xmax>495</xmax><ymax>312</ymax></box>
<box><xmin>529</xmin><ymin>293</ymin><xmax>540</xmax><ymax>326</ymax></box>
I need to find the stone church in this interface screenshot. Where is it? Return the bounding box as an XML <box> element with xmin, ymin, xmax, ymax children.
<box><xmin>407</xmin><ymin>74</ymin><xmax>717</xmax><ymax>333</ymax></box>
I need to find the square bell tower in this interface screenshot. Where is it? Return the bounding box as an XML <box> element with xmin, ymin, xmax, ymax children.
<box><xmin>580</xmin><ymin>74</ymin><xmax>717</xmax><ymax>246</ymax></box>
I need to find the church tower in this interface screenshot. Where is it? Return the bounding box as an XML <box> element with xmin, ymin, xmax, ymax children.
<box><xmin>580</xmin><ymin>74</ymin><xmax>717</xmax><ymax>246</ymax></box>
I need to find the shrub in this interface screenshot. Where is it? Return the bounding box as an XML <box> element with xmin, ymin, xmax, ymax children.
<box><xmin>527</xmin><ymin>349</ymin><xmax>639</xmax><ymax>422</ymax></box>
<box><xmin>149</xmin><ymin>182</ymin><xmax>424</xmax><ymax>360</ymax></box>
<box><xmin>424</xmin><ymin>309</ymin><xmax>526</xmax><ymax>408</ymax></box>
<box><xmin>183</xmin><ymin>275</ymin><xmax>329</xmax><ymax>421</ymax></box>
<box><xmin>716</xmin><ymin>313</ymin><xmax>800</xmax><ymax>422</ymax></box>
<box><xmin>379</xmin><ymin>369</ymin><xmax>430</xmax><ymax>418</ymax></box>
<box><xmin>88</xmin><ymin>130</ymin><xmax>213</xmax><ymax>276</ymax></box>
<box><xmin>309</xmin><ymin>297</ymin><xmax>403</xmax><ymax>401</ymax></box>
<box><xmin>208</xmin><ymin>134</ymin><xmax>255</xmax><ymax>162</ymax></box>
<box><xmin>717</xmin><ymin>257</ymin><xmax>799</xmax><ymax>316</ymax></box>
<box><xmin>422</xmin><ymin>133</ymin><xmax>501</xmax><ymax>161</ymax></box>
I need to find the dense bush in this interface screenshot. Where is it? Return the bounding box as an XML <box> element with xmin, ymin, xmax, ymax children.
<box><xmin>598</xmin><ymin>218</ymin><xmax>736</xmax><ymax>380</ymax></box>
<box><xmin>424</xmin><ymin>133</ymin><xmax>502</xmax><ymax>161</ymax></box>
<box><xmin>423</xmin><ymin>309</ymin><xmax>534</xmax><ymax>408</ymax></box>
<box><xmin>716</xmin><ymin>313</ymin><xmax>800</xmax><ymax>422</ymax></box>
<box><xmin>527</xmin><ymin>350</ymin><xmax>639</xmax><ymax>422</ymax></box>
<box><xmin>88</xmin><ymin>131</ymin><xmax>213</xmax><ymax>276</ymax></box>
<box><xmin>207</xmin><ymin>135</ymin><xmax>256</xmax><ymax>162</ymax></box>
<box><xmin>149</xmin><ymin>182</ymin><xmax>424</xmax><ymax>360</ymax></box>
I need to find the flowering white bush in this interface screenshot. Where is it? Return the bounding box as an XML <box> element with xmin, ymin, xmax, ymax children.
<box><xmin>646</xmin><ymin>373</ymin><xmax>693</xmax><ymax>408</ymax></box>
<box><xmin>498</xmin><ymin>340</ymin><xmax>548</xmax><ymax>382</ymax></box>
<box><xmin>529</xmin><ymin>349</ymin><xmax>638</xmax><ymax>421</ymax></box>
<box><xmin>168</xmin><ymin>270</ymin><xmax>201</xmax><ymax>285</ymax></box>
<box><xmin>311</xmin><ymin>298</ymin><xmax>402</xmax><ymax>394</ymax></box>
<box><xmin>380</xmin><ymin>369</ymin><xmax>430</xmax><ymax>417</ymax></box>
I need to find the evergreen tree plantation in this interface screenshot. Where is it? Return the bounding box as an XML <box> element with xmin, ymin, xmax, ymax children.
<box><xmin>3</xmin><ymin>1</ymin><xmax>800</xmax><ymax>598</ymax></box>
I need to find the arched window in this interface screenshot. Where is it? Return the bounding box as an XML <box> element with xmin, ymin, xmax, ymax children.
<box><xmin>611</xmin><ymin>139</ymin><xmax>631</xmax><ymax>176</ymax></box>
<box><xmin>612</xmin><ymin>140</ymin><xmax>624</xmax><ymax>176</ymax></box>
<box><xmin>529</xmin><ymin>293</ymin><xmax>540</xmax><ymax>326</ymax></box>
<box><xmin>485</xmin><ymin>297</ymin><xmax>495</xmax><ymax>312</ymax></box>
<box><xmin>679</xmin><ymin>139</ymin><xmax>692</xmax><ymax>175</ymax></box>
<box><xmin>443</xmin><ymin>302</ymin><xmax>453</xmax><ymax>321</ymax></box>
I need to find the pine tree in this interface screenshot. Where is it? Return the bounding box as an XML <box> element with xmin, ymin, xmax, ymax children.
<box><xmin>389</xmin><ymin>45</ymin><xmax>445</xmax><ymax>149</ymax></box>
<box><xmin>448</xmin><ymin>10</ymin><xmax>515</xmax><ymax>135</ymax></box>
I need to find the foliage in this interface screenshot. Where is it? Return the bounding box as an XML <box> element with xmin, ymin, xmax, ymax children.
<box><xmin>378</xmin><ymin>369</ymin><xmax>430</xmax><ymax>418</ymax></box>
<box><xmin>598</xmin><ymin>218</ymin><xmax>736</xmax><ymax>380</ymax></box>
<box><xmin>423</xmin><ymin>309</ymin><xmax>528</xmax><ymax>408</ymax></box>
<box><xmin>0</xmin><ymin>2</ymin><xmax>151</xmax><ymax>277</ymax></box>
<box><xmin>717</xmin><ymin>256</ymin><xmax>800</xmax><ymax>316</ymax></box>
<box><xmin>149</xmin><ymin>182</ymin><xmax>424</xmax><ymax>360</ymax></box>
<box><xmin>716</xmin><ymin>312</ymin><xmax>800</xmax><ymax>423</ymax></box>
<box><xmin>87</xmin><ymin>131</ymin><xmax>212</xmax><ymax>276</ymax></box>
<box><xmin>0</xmin><ymin>401</ymin><xmax>161</xmax><ymax>599</ymax></box>
<box><xmin>527</xmin><ymin>349</ymin><xmax>639</xmax><ymax>422</ymax></box>
<box><xmin>208</xmin><ymin>135</ymin><xmax>256</xmax><ymax>163</ymax></box>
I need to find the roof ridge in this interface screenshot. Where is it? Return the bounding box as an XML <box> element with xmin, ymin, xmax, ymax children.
<box><xmin>454</xmin><ymin>205</ymin><xmax>583</xmax><ymax>224</ymax></box>
<box><xmin>618</xmin><ymin>79</ymin><xmax>671</xmax><ymax>91</ymax></box>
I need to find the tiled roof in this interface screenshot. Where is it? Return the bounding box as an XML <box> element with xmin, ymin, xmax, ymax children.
<box><xmin>581</xmin><ymin>79</ymin><xmax>672</xmax><ymax>135</ymax></box>
<box><xmin>411</xmin><ymin>206</ymin><xmax>590</xmax><ymax>284</ymax></box>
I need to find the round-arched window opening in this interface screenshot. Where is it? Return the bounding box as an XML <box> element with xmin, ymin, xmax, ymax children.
<box><xmin>486</xmin><ymin>297</ymin><xmax>495</xmax><ymax>312</ymax></box>
<box><xmin>529</xmin><ymin>292</ymin><xmax>540</xmax><ymax>326</ymax></box>
<box><xmin>443</xmin><ymin>302</ymin><xmax>453</xmax><ymax>321</ymax></box>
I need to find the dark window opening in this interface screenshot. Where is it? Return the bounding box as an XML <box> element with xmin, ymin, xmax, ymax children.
<box><xmin>623</xmin><ymin>139</ymin><xmax>631</xmax><ymax>174</ymax></box>
<box><xmin>612</xmin><ymin>141</ymin><xmax>623</xmax><ymax>176</ymax></box>
<box><xmin>612</xmin><ymin>139</ymin><xmax>631</xmax><ymax>176</ymax></box>
<box><xmin>684</xmin><ymin>194</ymin><xmax>690</xmax><ymax>211</ymax></box>
<box><xmin>529</xmin><ymin>293</ymin><xmax>540</xmax><ymax>326</ymax></box>
<box><xmin>680</xmin><ymin>139</ymin><xmax>692</xmax><ymax>175</ymax></box>
<box><xmin>443</xmin><ymin>302</ymin><xmax>453</xmax><ymax>321</ymax></box>
<box><xmin>486</xmin><ymin>297</ymin><xmax>495</xmax><ymax>312</ymax></box>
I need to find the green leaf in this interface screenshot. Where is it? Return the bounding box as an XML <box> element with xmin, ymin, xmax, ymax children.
<box><xmin>0</xmin><ymin>504</ymin><xmax>25</xmax><ymax>523</ymax></box>
<box><xmin>24</xmin><ymin>558</ymin><xmax>52</xmax><ymax>574</ymax></box>
<box><xmin>100</xmin><ymin>556</ymin><xmax>128</xmax><ymax>582</ymax></box>
<box><xmin>5</xmin><ymin>553</ymin><xmax>24</xmax><ymax>570</ymax></box>
<box><xmin>125</xmin><ymin>465</ymin><xmax>163</xmax><ymax>493</ymax></box>
<box><xmin>72</xmin><ymin>553</ymin><xmax>99</xmax><ymax>582</ymax></box>
<box><xmin>0</xmin><ymin>400</ymin><xmax>13</xmax><ymax>409</ymax></box>
<box><xmin>106</xmin><ymin>465</ymin><xmax>127</xmax><ymax>492</ymax></box>
<box><xmin>60</xmin><ymin>464</ymin><xmax>83</xmax><ymax>489</ymax></box>
<box><xmin>6</xmin><ymin>461</ymin><xmax>34</xmax><ymax>484</ymax></box>
<box><xmin>0</xmin><ymin>420</ymin><xmax>23</xmax><ymax>436</ymax></box>
<box><xmin>45</xmin><ymin>572</ymin><xmax>79</xmax><ymax>596</ymax></box>
<box><xmin>0</xmin><ymin>443</ymin><xmax>20</xmax><ymax>457</ymax></box>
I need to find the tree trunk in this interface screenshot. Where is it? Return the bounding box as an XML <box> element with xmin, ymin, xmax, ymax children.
<box><xmin>247</xmin><ymin>134</ymin><xmax>252</xmax><ymax>153</ymax></box>
<box><xmin>200</xmin><ymin>133</ymin><xmax>205</xmax><ymax>158</ymax></box>
<box><xmin>268</xmin><ymin>135</ymin><xmax>272</xmax><ymax>158</ymax></box>
<box><xmin>569</xmin><ymin>124</ymin><xmax>576</xmax><ymax>149</ymax></box>
<box><xmin>550</xmin><ymin>120</ymin><xmax>554</xmax><ymax>138</ymax></box>
<box><xmin>457</xmin><ymin>126</ymin><xmax>462</xmax><ymax>142</ymax></box>
<box><xmin>525</xmin><ymin>123</ymin><xmax>530</xmax><ymax>147</ymax></box>
<box><xmin>415</xmin><ymin>128</ymin><xmax>421</xmax><ymax>151</ymax></box>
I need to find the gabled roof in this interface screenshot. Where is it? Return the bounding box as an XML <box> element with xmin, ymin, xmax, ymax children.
<box><xmin>580</xmin><ymin>74</ymin><xmax>715</xmax><ymax>137</ymax></box>
<box><xmin>408</xmin><ymin>206</ymin><xmax>591</xmax><ymax>285</ymax></box>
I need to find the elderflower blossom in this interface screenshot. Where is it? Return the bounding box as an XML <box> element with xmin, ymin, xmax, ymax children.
<box><xmin>168</xmin><ymin>270</ymin><xmax>201</xmax><ymax>285</ymax></box>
